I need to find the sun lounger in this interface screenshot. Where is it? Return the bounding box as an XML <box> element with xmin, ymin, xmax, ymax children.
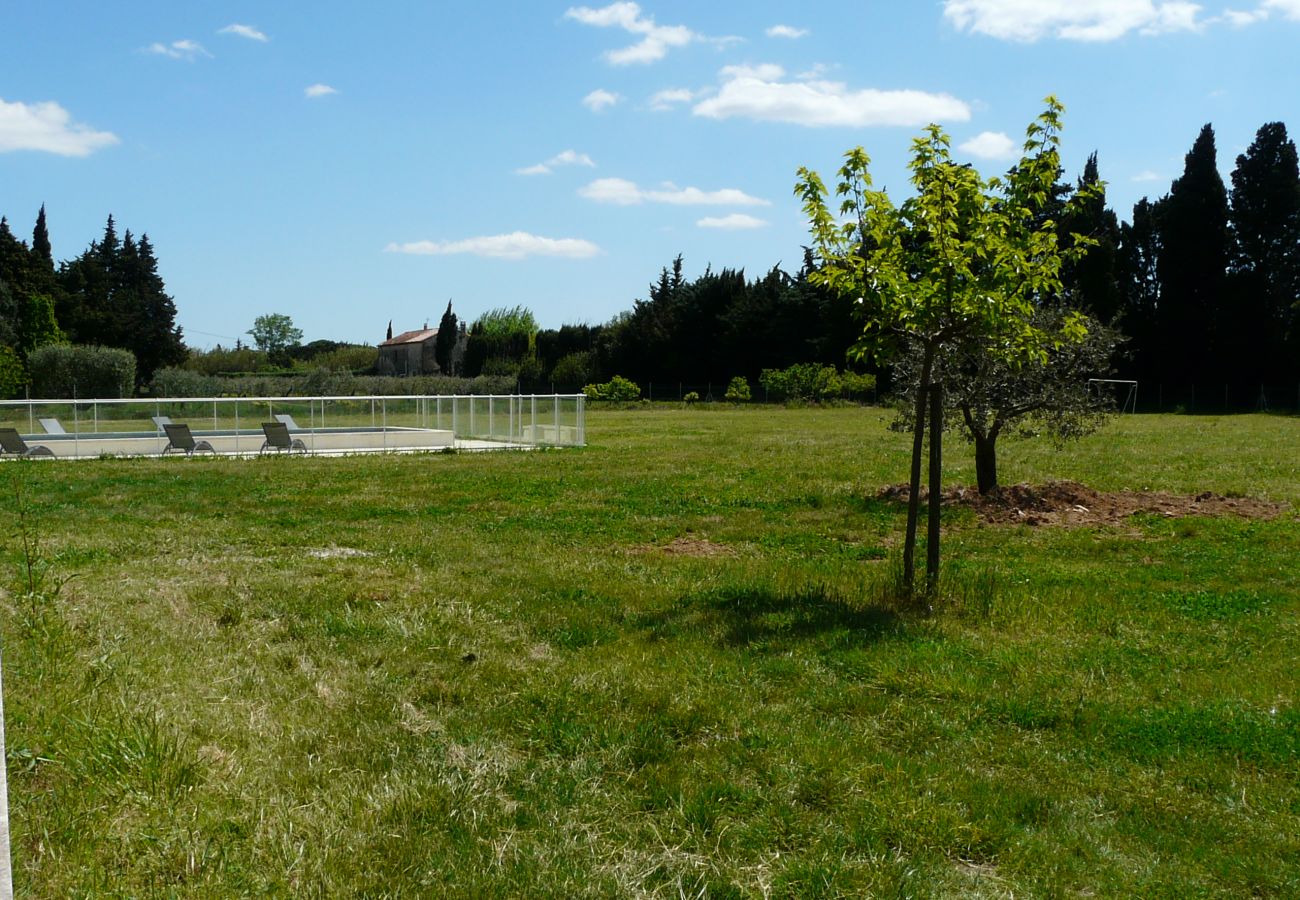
<box><xmin>260</xmin><ymin>421</ymin><xmax>308</xmax><ymax>455</ymax></box>
<box><xmin>151</xmin><ymin>415</ymin><xmax>173</xmax><ymax>432</ymax></box>
<box><xmin>162</xmin><ymin>423</ymin><xmax>215</xmax><ymax>456</ymax></box>
<box><xmin>38</xmin><ymin>417</ymin><xmax>66</xmax><ymax>434</ymax></box>
<box><xmin>273</xmin><ymin>413</ymin><xmax>304</xmax><ymax>431</ymax></box>
<box><xmin>0</xmin><ymin>428</ymin><xmax>55</xmax><ymax>458</ymax></box>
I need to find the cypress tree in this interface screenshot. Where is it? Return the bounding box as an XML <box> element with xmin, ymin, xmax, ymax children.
<box><xmin>32</xmin><ymin>204</ymin><xmax>53</xmax><ymax>269</ymax></box>
<box><xmin>1060</xmin><ymin>153</ymin><xmax>1122</xmax><ymax>323</ymax></box>
<box><xmin>435</xmin><ymin>301</ymin><xmax>458</xmax><ymax>374</ymax></box>
<box><xmin>124</xmin><ymin>233</ymin><xmax>186</xmax><ymax>381</ymax></box>
<box><xmin>1228</xmin><ymin>122</ymin><xmax>1300</xmax><ymax>382</ymax></box>
<box><xmin>1116</xmin><ymin>197</ymin><xmax>1164</xmax><ymax>382</ymax></box>
<box><xmin>1156</xmin><ymin>125</ymin><xmax>1230</xmax><ymax>386</ymax></box>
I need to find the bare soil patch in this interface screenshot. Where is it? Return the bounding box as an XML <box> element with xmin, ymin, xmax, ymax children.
<box><xmin>630</xmin><ymin>535</ymin><xmax>737</xmax><ymax>558</ymax></box>
<box><xmin>877</xmin><ymin>480</ymin><xmax>1290</xmax><ymax>528</ymax></box>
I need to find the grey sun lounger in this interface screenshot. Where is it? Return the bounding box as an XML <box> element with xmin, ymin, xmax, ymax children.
<box><xmin>38</xmin><ymin>417</ymin><xmax>66</xmax><ymax>434</ymax></box>
<box><xmin>0</xmin><ymin>428</ymin><xmax>55</xmax><ymax>458</ymax></box>
<box><xmin>162</xmin><ymin>422</ymin><xmax>216</xmax><ymax>456</ymax></box>
<box><xmin>151</xmin><ymin>415</ymin><xmax>173</xmax><ymax>432</ymax></box>
<box><xmin>260</xmin><ymin>421</ymin><xmax>308</xmax><ymax>455</ymax></box>
<box><xmin>273</xmin><ymin>413</ymin><xmax>303</xmax><ymax>431</ymax></box>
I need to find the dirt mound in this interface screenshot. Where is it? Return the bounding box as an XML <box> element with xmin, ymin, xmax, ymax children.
<box><xmin>876</xmin><ymin>480</ymin><xmax>1290</xmax><ymax>527</ymax></box>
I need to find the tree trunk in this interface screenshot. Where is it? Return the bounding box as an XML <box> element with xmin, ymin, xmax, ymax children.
<box><xmin>903</xmin><ymin>345</ymin><xmax>935</xmax><ymax>597</ymax></box>
<box><xmin>926</xmin><ymin>382</ymin><xmax>942</xmax><ymax>597</ymax></box>
<box><xmin>974</xmin><ymin>430</ymin><xmax>999</xmax><ymax>495</ymax></box>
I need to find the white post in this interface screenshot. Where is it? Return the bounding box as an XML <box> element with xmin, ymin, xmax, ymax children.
<box><xmin>0</xmin><ymin>650</ymin><xmax>14</xmax><ymax>900</ymax></box>
<box><xmin>554</xmin><ymin>394</ymin><xmax>559</xmax><ymax>446</ymax></box>
<box><xmin>531</xmin><ymin>396</ymin><xmax>537</xmax><ymax>446</ymax></box>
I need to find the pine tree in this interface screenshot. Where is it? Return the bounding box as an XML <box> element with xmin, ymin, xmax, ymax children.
<box><xmin>1156</xmin><ymin>124</ymin><xmax>1230</xmax><ymax>386</ymax></box>
<box><xmin>1228</xmin><ymin>122</ymin><xmax>1300</xmax><ymax>383</ymax></box>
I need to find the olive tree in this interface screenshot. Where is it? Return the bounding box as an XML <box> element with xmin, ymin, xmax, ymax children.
<box><xmin>892</xmin><ymin>305</ymin><xmax>1121</xmax><ymax>494</ymax></box>
<box><xmin>795</xmin><ymin>97</ymin><xmax>1092</xmax><ymax>597</ymax></box>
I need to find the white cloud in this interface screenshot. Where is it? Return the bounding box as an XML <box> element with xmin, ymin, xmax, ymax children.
<box><xmin>766</xmin><ymin>24</ymin><xmax>809</xmax><ymax>38</ymax></box>
<box><xmin>1131</xmin><ymin>170</ymin><xmax>1163</xmax><ymax>182</ymax></box>
<box><xmin>942</xmin><ymin>0</ymin><xmax>1204</xmax><ymax>41</ymax></box>
<box><xmin>692</xmin><ymin>64</ymin><xmax>970</xmax><ymax>128</ymax></box>
<box><xmin>1209</xmin><ymin>1</ymin><xmax>1300</xmax><ymax>25</ymax></box>
<box><xmin>649</xmin><ymin>88</ymin><xmax>697</xmax><ymax>110</ymax></box>
<box><xmin>516</xmin><ymin>149</ymin><xmax>596</xmax><ymax>175</ymax></box>
<box><xmin>1262</xmin><ymin>0</ymin><xmax>1300</xmax><ymax>19</ymax></box>
<box><xmin>565</xmin><ymin>2</ymin><xmax>699</xmax><ymax>64</ymax></box>
<box><xmin>219</xmin><ymin>23</ymin><xmax>269</xmax><ymax>42</ymax></box>
<box><xmin>958</xmin><ymin>130</ymin><xmax>1018</xmax><ymax>160</ymax></box>
<box><xmin>1218</xmin><ymin>8</ymin><xmax>1267</xmax><ymax>25</ymax></box>
<box><xmin>305</xmin><ymin>84</ymin><xmax>339</xmax><ymax>98</ymax></box>
<box><xmin>384</xmin><ymin>232</ymin><xmax>602</xmax><ymax>260</ymax></box>
<box><xmin>145</xmin><ymin>39</ymin><xmax>211</xmax><ymax>61</ymax></box>
<box><xmin>697</xmin><ymin>213</ymin><xmax>768</xmax><ymax>230</ymax></box>
<box><xmin>583</xmin><ymin>88</ymin><xmax>621</xmax><ymax>112</ymax></box>
<box><xmin>579</xmin><ymin>177</ymin><xmax>769</xmax><ymax>206</ymax></box>
<box><xmin>0</xmin><ymin>98</ymin><xmax>119</xmax><ymax>156</ymax></box>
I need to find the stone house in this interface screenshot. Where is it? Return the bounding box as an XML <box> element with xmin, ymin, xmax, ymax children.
<box><xmin>377</xmin><ymin>327</ymin><xmax>439</xmax><ymax>376</ymax></box>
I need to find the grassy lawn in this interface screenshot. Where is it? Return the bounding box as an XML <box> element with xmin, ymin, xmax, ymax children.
<box><xmin>3</xmin><ymin>406</ymin><xmax>1297</xmax><ymax>897</ymax></box>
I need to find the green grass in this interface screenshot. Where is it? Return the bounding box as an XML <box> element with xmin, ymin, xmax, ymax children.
<box><xmin>2</xmin><ymin>406</ymin><xmax>1297</xmax><ymax>897</ymax></box>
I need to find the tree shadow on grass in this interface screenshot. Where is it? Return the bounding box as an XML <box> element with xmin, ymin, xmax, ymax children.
<box><xmin>636</xmin><ymin>582</ymin><xmax>904</xmax><ymax>653</ymax></box>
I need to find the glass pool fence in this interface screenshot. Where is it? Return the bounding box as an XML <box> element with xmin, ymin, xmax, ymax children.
<box><xmin>0</xmin><ymin>394</ymin><xmax>585</xmax><ymax>459</ymax></box>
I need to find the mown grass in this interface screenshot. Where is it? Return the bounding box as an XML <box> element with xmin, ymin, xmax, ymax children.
<box><xmin>2</xmin><ymin>406</ymin><xmax>1297</xmax><ymax>897</ymax></box>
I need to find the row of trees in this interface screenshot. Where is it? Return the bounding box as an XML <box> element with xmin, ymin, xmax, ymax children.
<box><xmin>1074</xmin><ymin>122</ymin><xmax>1299</xmax><ymax>388</ymax></box>
<box><xmin>0</xmin><ymin>211</ymin><xmax>186</xmax><ymax>393</ymax></box>
<box><xmin>462</xmin><ymin>117</ymin><xmax>1297</xmax><ymax>398</ymax></box>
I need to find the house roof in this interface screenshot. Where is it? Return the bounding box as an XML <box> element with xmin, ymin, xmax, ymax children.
<box><xmin>380</xmin><ymin>328</ymin><xmax>438</xmax><ymax>347</ymax></box>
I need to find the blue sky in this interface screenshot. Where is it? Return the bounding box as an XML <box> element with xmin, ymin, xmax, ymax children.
<box><xmin>2</xmin><ymin>1</ymin><xmax>1297</xmax><ymax>347</ymax></box>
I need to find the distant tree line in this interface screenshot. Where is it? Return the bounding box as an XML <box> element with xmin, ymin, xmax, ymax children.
<box><xmin>453</xmin><ymin>254</ymin><xmax>860</xmax><ymax>391</ymax></box>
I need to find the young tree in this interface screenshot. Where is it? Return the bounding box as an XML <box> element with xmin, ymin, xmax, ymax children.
<box><xmin>248</xmin><ymin>313</ymin><xmax>303</xmax><ymax>366</ymax></box>
<box><xmin>796</xmin><ymin>97</ymin><xmax>1090</xmax><ymax>597</ymax></box>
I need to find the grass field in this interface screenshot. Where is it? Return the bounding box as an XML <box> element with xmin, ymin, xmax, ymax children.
<box><xmin>3</xmin><ymin>406</ymin><xmax>1297</xmax><ymax>897</ymax></box>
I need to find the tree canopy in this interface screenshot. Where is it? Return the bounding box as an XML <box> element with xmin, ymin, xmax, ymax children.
<box><xmin>796</xmin><ymin>96</ymin><xmax>1092</xmax><ymax>596</ymax></box>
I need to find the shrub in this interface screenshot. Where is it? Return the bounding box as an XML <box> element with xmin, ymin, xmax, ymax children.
<box><xmin>28</xmin><ymin>345</ymin><xmax>136</xmax><ymax>398</ymax></box>
<box><xmin>683</xmin><ymin>391</ymin><xmax>700</xmax><ymax>404</ymax></box>
<box><xmin>838</xmin><ymin>370</ymin><xmax>877</xmax><ymax>399</ymax></box>
<box><xmin>299</xmin><ymin>367</ymin><xmax>359</xmax><ymax>396</ymax></box>
<box><xmin>759</xmin><ymin>364</ymin><xmax>876</xmax><ymax>402</ymax></box>
<box><xmin>583</xmin><ymin>375</ymin><xmax>641</xmax><ymax>402</ymax></box>
<box><xmin>0</xmin><ymin>346</ymin><xmax>25</xmax><ymax>399</ymax></box>
<box><xmin>184</xmin><ymin>345</ymin><xmax>270</xmax><ymax>375</ymax></box>
<box><xmin>724</xmin><ymin>376</ymin><xmax>752</xmax><ymax>403</ymax></box>
<box><xmin>302</xmin><ymin>345</ymin><xmax>377</xmax><ymax>372</ymax></box>
<box><xmin>150</xmin><ymin>367</ymin><xmax>222</xmax><ymax>398</ymax></box>
<box><xmin>550</xmin><ymin>352</ymin><xmax>593</xmax><ymax>389</ymax></box>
